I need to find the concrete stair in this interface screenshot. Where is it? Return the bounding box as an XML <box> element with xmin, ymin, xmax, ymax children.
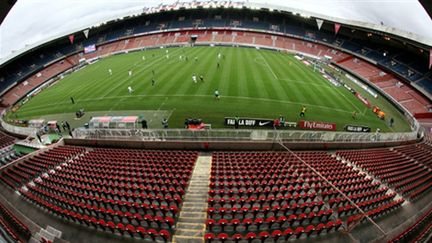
<box><xmin>173</xmin><ymin>154</ymin><xmax>211</xmax><ymax>243</ymax></box>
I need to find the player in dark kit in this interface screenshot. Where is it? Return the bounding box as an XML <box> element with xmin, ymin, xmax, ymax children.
<box><xmin>70</xmin><ymin>97</ymin><xmax>75</xmax><ymax>104</ymax></box>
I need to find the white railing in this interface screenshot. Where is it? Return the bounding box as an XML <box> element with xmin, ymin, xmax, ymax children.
<box><xmin>70</xmin><ymin>128</ymin><xmax>419</xmax><ymax>143</ymax></box>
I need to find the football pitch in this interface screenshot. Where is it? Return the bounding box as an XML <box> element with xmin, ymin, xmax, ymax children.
<box><xmin>9</xmin><ymin>46</ymin><xmax>411</xmax><ymax>132</ymax></box>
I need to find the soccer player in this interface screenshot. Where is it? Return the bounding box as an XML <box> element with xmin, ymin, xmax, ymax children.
<box><xmin>214</xmin><ymin>89</ymin><xmax>220</xmax><ymax>100</ymax></box>
<box><xmin>128</xmin><ymin>86</ymin><xmax>134</xmax><ymax>94</ymax></box>
<box><xmin>128</xmin><ymin>69</ymin><xmax>132</xmax><ymax>77</ymax></box>
<box><xmin>70</xmin><ymin>97</ymin><xmax>75</xmax><ymax>104</ymax></box>
<box><xmin>108</xmin><ymin>69</ymin><xmax>112</xmax><ymax>75</ymax></box>
<box><xmin>199</xmin><ymin>75</ymin><xmax>204</xmax><ymax>82</ymax></box>
<box><xmin>151</xmin><ymin>79</ymin><xmax>156</xmax><ymax>86</ymax></box>
<box><xmin>142</xmin><ymin>56</ymin><xmax>146</xmax><ymax>60</ymax></box>
<box><xmin>195</xmin><ymin>57</ymin><xmax>198</xmax><ymax>62</ymax></box>
<box><xmin>192</xmin><ymin>75</ymin><xmax>197</xmax><ymax>83</ymax></box>
<box><xmin>300</xmin><ymin>106</ymin><xmax>307</xmax><ymax>117</ymax></box>
<box><xmin>162</xmin><ymin>118</ymin><xmax>168</xmax><ymax>129</ymax></box>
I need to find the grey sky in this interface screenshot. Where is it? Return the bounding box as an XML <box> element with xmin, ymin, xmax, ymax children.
<box><xmin>0</xmin><ymin>0</ymin><xmax>431</xmax><ymax>61</ymax></box>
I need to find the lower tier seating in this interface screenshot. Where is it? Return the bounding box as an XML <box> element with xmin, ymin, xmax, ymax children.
<box><xmin>206</xmin><ymin>151</ymin><xmax>403</xmax><ymax>241</ymax></box>
<box><xmin>0</xmin><ymin>147</ymin><xmax>25</xmax><ymax>167</ymax></box>
<box><xmin>0</xmin><ymin>146</ymin><xmax>85</xmax><ymax>189</ymax></box>
<box><xmin>336</xmin><ymin>145</ymin><xmax>432</xmax><ymax>200</ymax></box>
<box><xmin>0</xmin><ymin>131</ymin><xmax>15</xmax><ymax>150</ymax></box>
<box><xmin>0</xmin><ymin>201</ymin><xmax>31</xmax><ymax>243</ymax></box>
<box><xmin>18</xmin><ymin>147</ymin><xmax>198</xmax><ymax>241</ymax></box>
<box><xmin>389</xmin><ymin>207</ymin><xmax>432</xmax><ymax>243</ymax></box>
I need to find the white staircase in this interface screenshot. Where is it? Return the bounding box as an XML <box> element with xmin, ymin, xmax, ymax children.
<box><xmin>173</xmin><ymin>154</ymin><xmax>212</xmax><ymax>243</ymax></box>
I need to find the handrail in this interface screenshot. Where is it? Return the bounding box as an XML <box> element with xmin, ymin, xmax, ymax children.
<box><xmin>68</xmin><ymin>127</ymin><xmax>419</xmax><ymax>143</ymax></box>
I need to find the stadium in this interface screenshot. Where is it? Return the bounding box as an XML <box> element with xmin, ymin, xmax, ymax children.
<box><xmin>0</xmin><ymin>0</ymin><xmax>431</xmax><ymax>242</ymax></box>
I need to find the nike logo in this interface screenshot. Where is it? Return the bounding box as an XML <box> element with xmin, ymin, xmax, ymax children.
<box><xmin>259</xmin><ymin>121</ymin><xmax>270</xmax><ymax>126</ymax></box>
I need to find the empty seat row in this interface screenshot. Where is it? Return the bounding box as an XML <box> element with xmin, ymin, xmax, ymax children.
<box><xmin>17</xmin><ymin>147</ymin><xmax>198</xmax><ymax>241</ymax></box>
<box><xmin>0</xmin><ymin>145</ymin><xmax>85</xmax><ymax>189</ymax></box>
<box><xmin>0</xmin><ymin>200</ymin><xmax>31</xmax><ymax>242</ymax></box>
<box><xmin>207</xmin><ymin>151</ymin><xmax>401</xmax><ymax>241</ymax></box>
<box><xmin>337</xmin><ymin>146</ymin><xmax>432</xmax><ymax>200</ymax></box>
<box><xmin>389</xmin><ymin>207</ymin><xmax>432</xmax><ymax>242</ymax></box>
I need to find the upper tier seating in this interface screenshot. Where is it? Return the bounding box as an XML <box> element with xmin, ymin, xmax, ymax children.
<box><xmin>205</xmin><ymin>151</ymin><xmax>403</xmax><ymax>242</ymax></box>
<box><xmin>17</xmin><ymin>147</ymin><xmax>198</xmax><ymax>242</ymax></box>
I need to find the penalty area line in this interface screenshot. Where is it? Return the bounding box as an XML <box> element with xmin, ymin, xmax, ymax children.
<box><xmin>256</xmin><ymin>52</ymin><xmax>278</xmax><ymax>80</ymax></box>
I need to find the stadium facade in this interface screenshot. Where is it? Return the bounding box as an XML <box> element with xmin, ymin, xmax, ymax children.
<box><xmin>0</xmin><ymin>1</ymin><xmax>431</xmax><ymax>243</ymax></box>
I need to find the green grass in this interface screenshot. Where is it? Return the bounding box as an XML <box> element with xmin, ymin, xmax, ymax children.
<box><xmin>8</xmin><ymin>46</ymin><xmax>411</xmax><ymax>132</ymax></box>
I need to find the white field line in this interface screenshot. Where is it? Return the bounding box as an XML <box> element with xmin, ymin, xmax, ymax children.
<box><xmin>100</xmin><ymin>48</ymin><xmax>184</xmax><ymax>98</ymax></box>
<box><xmin>257</xmin><ymin>52</ymin><xmax>278</xmax><ymax>80</ymax></box>
<box><xmin>26</xmin><ymin>94</ymin><xmax>355</xmax><ymax>114</ymax></box>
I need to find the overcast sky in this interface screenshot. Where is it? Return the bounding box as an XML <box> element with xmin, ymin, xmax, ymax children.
<box><xmin>0</xmin><ymin>0</ymin><xmax>431</xmax><ymax>61</ymax></box>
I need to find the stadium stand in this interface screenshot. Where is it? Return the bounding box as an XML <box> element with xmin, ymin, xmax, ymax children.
<box><xmin>0</xmin><ymin>146</ymin><xmax>84</xmax><ymax>189</ymax></box>
<box><xmin>0</xmin><ymin>201</ymin><xmax>31</xmax><ymax>243</ymax></box>
<box><xmin>206</xmin><ymin>151</ymin><xmax>403</xmax><ymax>241</ymax></box>
<box><xmin>0</xmin><ymin>146</ymin><xmax>25</xmax><ymax>167</ymax></box>
<box><xmin>1</xmin><ymin>8</ymin><xmax>431</xmax><ymax>114</ymax></box>
<box><xmin>336</xmin><ymin>145</ymin><xmax>432</xmax><ymax>200</ymax></box>
<box><xmin>0</xmin><ymin>131</ymin><xmax>16</xmax><ymax>149</ymax></box>
<box><xmin>0</xmin><ymin>3</ymin><xmax>431</xmax><ymax>242</ymax></box>
<box><xmin>16</xmin><ymin>147</ymin><xmax>198</xmax><ymax>241</ymax></box>
<box><xmin>2</xmin><ymin>26</ymin><xmax>430</xmax><ymax>116</ymax></box>
<box><xmin>389</xmin><ymin>207</ymin><xmax>432</xmax><ymax>242</ymax></box>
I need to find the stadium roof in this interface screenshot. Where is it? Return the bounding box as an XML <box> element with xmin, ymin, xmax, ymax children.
<box><xmin>1</xmin><ymin>0</ymin><xmax>432</xmax><ymax>65</ymax></box>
